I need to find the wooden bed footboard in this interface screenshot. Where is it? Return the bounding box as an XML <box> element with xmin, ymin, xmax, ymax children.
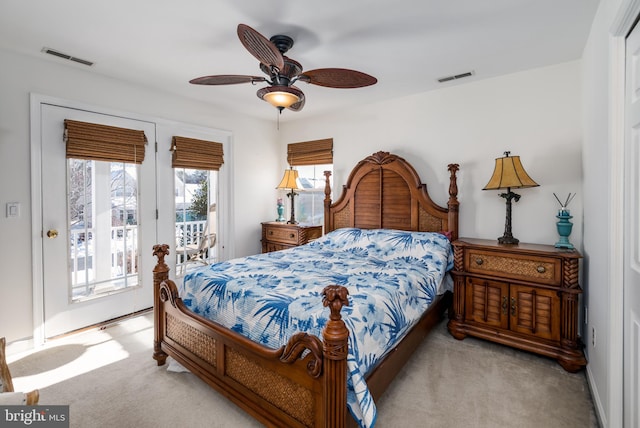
<box><xmin>152</xmin><ymin>244</ymin><xmax>350</xmax><ymax>428</ymax></box>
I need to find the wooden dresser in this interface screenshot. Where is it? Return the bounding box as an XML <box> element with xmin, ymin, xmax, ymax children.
<box><xmin>261</xmin><ymin>222</ymin><xmax>322</xmax><ymax>253</ymax></box>
<box><xmin>447</xmin><ymin>238</ymin><xmax>587</xmax><ymax>372</ymax></box>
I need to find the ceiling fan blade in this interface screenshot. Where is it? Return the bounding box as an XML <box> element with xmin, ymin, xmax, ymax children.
<box><xmin>299</xmin><ymin>68</ymin><xmax>377</xmax><ymax>88</ymax></box>
<box><xmin>237</xmin><ymin>23</ymin><xmax>284</xmax><ymax>71</ymax></box>
<box><xmin>189</xmin><ymin>75</ymin><xmax>266</xmax><ymax>85</ymax></box>
<box><xmin>287</xmin><ymin>87</ymin><xmax>305</xmax><ymax>112</ymax></box>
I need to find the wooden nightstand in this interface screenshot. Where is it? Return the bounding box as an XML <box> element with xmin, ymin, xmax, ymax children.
<box><xmin>261</xmin><ymin>222</ymin><xmax>322</xmax><ymax>253</ymax></box>
<box><xmin>447</xmin><ymin>238</ymin><xmax>587</xmax><ymax>372</ymax></box>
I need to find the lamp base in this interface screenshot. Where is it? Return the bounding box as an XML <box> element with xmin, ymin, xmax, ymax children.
<box><xmin>498</xmin><ymin>235</ymin><xmax>519</xmax><ymax>245</ymax></box>
<box><xmin>497</xmin><ymin>188</ymin><xmax>520</xmax><ymax>246</ymax></box>
<box><xmin>286</xmin><ymin>189</ymin><xmax>298</xmax><ymax>225</ymax></box>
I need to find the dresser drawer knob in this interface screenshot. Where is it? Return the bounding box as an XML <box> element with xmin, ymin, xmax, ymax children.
<box><xmin>269</xmin><ymin>231</ymin><xmax>274</xmax><ymax>235</ymax></box>
<box><xmin>475</xmin><ymin>258</ymin><xmax>484</xmax><ymax>265</ymax></box>
<box><xmin>290</xmin><ymin>233</ymin><xmax>295</xmax><ymax>239</ymax></box>
<box><xmin>537</xmin><ymin>266</ymin><xmax>546</xmax><ymax>273</ymax></box>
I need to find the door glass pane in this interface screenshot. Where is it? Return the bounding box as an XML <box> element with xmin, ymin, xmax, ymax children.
<box><xmin>175</xmin><ymin>168</ymin><xmax>218</xmax><ymax>275</ymax></box>
<box><xmin>295</xmin><ymin>164</ymin><xmax>332</xmax><ymax>225</ymax></box>
<box><xmin>67</xmin><ymin>159</ymin><xmax>140</xmax><ymax>301</ymax></box>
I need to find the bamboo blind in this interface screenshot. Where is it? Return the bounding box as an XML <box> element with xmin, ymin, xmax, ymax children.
<box><xmin>171</xmin><ymin>136</ymin><xmax>224</xmax><ymax>170</ymax></box>
<box><xmin>64</xmin><ymin>119</ymin><xmax>147</xmax><ymax>164</ymax></box>
<box><xmin>287</xmin><ymin>138</ymin><xmax>333</xmax><ymax>166</ymax></box>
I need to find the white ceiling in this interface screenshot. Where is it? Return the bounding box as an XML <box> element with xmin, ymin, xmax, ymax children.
<box><xmin>0</xmin><ymin>0</ymin><xmax>600</xmax><ymax>123</ymax></box>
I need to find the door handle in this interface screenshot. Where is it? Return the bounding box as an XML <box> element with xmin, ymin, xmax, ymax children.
<box><xmin>46</xmin><ymin>229</ymin><xmax>59</xmax><ymax>239</ymax></box>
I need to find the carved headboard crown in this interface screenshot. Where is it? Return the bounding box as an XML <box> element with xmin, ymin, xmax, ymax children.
<box><xmin>324</xmin><ymin>151</ymin><xmax>459</xmax><ymax>240</ymax></box>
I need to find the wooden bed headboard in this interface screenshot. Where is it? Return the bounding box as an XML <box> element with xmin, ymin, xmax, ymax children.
<box><xmin>324</xmin><ymin>151</ymin><xmax>460</xmax><ymax>241</ymax></box>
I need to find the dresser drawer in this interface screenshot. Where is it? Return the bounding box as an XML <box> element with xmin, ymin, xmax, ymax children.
<box><xmin>465</xmin><ymin>249</ymin><xmax>561</xmax><ymax>286</ymax></box>
<box><xmin>264</xmin><ymin>225</ymin><xmax>299</xmax><ymax>244</ymax></box>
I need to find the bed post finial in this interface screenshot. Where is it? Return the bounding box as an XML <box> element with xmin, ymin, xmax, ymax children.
<box><xmin>447</xmin><ymin>164</ymin><xmax>460</xmax><ymax>241</ymax></box>
<box><xmin>322</xmin><ymin>285</ymin><xmax>349</xmax><ymax>427</ymax></box>
<box><xmin>152</xmin><ymin>244</ymin><xmax>170</xmax><ymax>281</ymax></box>
<box><xmin>323</xmin><ymin>285</ymin><xmax>349</xmax><ymax>322</ymax></box>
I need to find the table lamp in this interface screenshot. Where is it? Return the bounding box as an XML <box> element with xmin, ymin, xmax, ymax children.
<box><xmin>277</xmin><ymin>168</ymin><xmax>301</xmax><ymax>224</ymax></box>
<box><xmin>483</xmin><ymin>151</ymin><xmax>539</xmax><ymax>244</ymax></box>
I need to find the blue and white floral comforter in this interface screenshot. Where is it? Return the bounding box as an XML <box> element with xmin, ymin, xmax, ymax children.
<box><xmin>180</xmin><ymin>228</ymin><xmax>453</xmax><ymax>428</ymax></box>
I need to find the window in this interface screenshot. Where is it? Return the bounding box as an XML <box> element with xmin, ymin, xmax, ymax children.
<box><xmin>286</xmin><ymin>138</ymin><xmax>333</xmax><ymax>227</ymax></box>
<box><xmin>63</xmin><ymin>119</ymin><xmax>147</xmax><ymax>301</ymax></box>
<box><xmin>67</xmin><ymin>159</ymin><xmax>141</xmax><ymax>300</ymax></box>
<box><xmin>295</xmin><ymin>164</ymin><xmax>332</xmax><ymax>225</ymax></box>
<box><xmin>171</xmin><ymin>136</ymin><xmax>223</xmax><ymax>275</ymax></box>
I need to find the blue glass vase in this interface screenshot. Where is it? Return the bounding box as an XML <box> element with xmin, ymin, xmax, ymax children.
<box><xmin>276</xmin><ymin>204</ymin><xmax>286</xmax><ymax>222</ymax></box>
<box><xmin>555</xmin><ymin>210</ymin><xmax>574</xmax><ymax>249</ymax></box>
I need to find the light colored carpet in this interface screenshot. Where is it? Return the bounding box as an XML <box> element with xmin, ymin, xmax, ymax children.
<box><xmin>7</xmin><ymin>312</ymin><xmax>598</xmax><ymax>427</ymax></box>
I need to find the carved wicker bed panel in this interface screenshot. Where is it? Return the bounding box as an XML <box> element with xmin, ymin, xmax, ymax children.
<box><xmin>152</xmin><ymin>151</ymin><xmax>460</xmax><ymax>428</ymax></box>
<box><xmin>158</xmin><ymin>283</ymin><xmax>324</xmax><ymax>427</ymax></box>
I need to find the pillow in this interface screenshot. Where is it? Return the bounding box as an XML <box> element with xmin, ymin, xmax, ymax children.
<box><xmin>309</xmin><ymin>228</ymin><xmax>378</xmax><ymax>252</ymax></box>
<box><xmin>367</xmin><ymin>229</ymin><xmax>452</xmax><ymax>261</ymax></box>
<box><xmin>313</xmin><ymin>228</ymin><xmax>453</xmax><ymax>272</ymax></box>
<box><xmin>437</xmin><ymin>230</ymin><xmax>453</xmax><ymax>241</ymax></box>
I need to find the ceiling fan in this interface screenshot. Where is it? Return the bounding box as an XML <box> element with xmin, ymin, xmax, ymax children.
<box><xmin>189</xmin><ymin>24</ymin><xmax>378</xmax><ymax>113</ymax></box>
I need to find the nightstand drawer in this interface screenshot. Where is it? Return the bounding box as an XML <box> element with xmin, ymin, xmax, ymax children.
<box><xmin>261</xmin><ymin>222</ymin><xmax>322</xmax><ymax>253</ymax></box>
<box><xmin>264</xmin><ymin>225</ymin><xmax>299</xmax><ymax>244</ymax></box>
<box><xmin>466</xmin><ymin>249</ymin><xmax>561</xmax><ymax>286</ymax></box>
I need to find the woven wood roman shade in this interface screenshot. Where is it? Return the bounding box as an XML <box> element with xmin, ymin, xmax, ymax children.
<box><xmin>287</xmin><ymin>138</ymin><xmax>333</xmax><ymax>166</ymax></box>
<box><xmin>64</xmin><ymin>119</ymin><xmax>147</xmax><ymax>164</ymax></box>
<box><xmin>171</xmin><ymin>136</ymin><xmax>224</xmax><ymax>170</ymax></box>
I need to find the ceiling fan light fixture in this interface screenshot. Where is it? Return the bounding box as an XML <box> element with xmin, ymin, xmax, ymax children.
<box><xmin>191</xmin><ymin>24</ymin><xmax>377</xmax><ymax>115</ymax></box>
<box><xmin>257</xmin><ymin>86</ymin><xmax>303</xmax><ymax>109</ymax></box>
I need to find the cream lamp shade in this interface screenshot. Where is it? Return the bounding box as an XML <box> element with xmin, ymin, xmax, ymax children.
<box><xmin>483</xmin><ymin>154</ymin><xmax>539</xmax><ymax>190</ymax></box>
<box><xmin>277</xmin><ymin>168</ymin><xmax>300</xmax><ymax>190</ymax></box>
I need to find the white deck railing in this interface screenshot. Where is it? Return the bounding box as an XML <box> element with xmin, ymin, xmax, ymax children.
<box><xmin>68</xmin><ymin>220</ymin><xmax>212</xmax><ymax>300</ymax></box>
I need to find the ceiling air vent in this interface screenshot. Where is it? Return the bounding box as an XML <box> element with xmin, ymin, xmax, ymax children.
<box><xmin>437</xmin><ymin>71</ymin><xmax>474</xmax><ymax>83</ymax></box>
<box><xmin>41</xmin><ymin>47</ymin><xmax>94</xmax><ymax>66</ymax></box>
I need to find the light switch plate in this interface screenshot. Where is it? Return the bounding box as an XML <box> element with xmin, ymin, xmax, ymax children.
<box><xmin>6</xmin><ymin>202</ymin><xmax>20</xmax><ymax>218</ymax></box>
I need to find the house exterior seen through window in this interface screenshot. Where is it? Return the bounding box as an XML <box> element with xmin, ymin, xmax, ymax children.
<box><xmin>174</xmin><ymin>168</ymin><xmax>218</xmax><ymax>275</ymax></box>
<box><xmin>295</xmin><ymin>164</ymin><xmax>332</xmax><ymax>226</ymax></box>
<box><xmin>67</xmin><ymin>159</ymin><xmax>140</xmax><ymax>301</ymax></box>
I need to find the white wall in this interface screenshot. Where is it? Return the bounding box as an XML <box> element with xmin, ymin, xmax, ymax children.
<box><xmin>581</xmin><ymin>0</ymin><xmax>627</xmax><ymax>426</ymax></box>
<box><xmin>280</xmin><ymin>61</ymin><xmax>584</xmax><ymax>248</ymax></box>
<box><xmin>0</xmin><ymin>49</ymin><xmax>280</xmax><ymax>344</ymax></box>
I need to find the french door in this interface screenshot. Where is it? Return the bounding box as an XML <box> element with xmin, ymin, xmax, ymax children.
<box><xmin>39</xmin><ymin>104</ymin><xmax>157</xmax><ymax>338</ymax></box>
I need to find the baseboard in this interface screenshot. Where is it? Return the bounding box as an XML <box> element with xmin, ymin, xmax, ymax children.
<box><xmin>586</xmin><ymin>365</ymin><xmax>607</xmax><ymax>427</ymax></box>
<box><xmin>6</xmin><ymin>308</ymin><xmax>153</xmax><ymax>359</ymax></box>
